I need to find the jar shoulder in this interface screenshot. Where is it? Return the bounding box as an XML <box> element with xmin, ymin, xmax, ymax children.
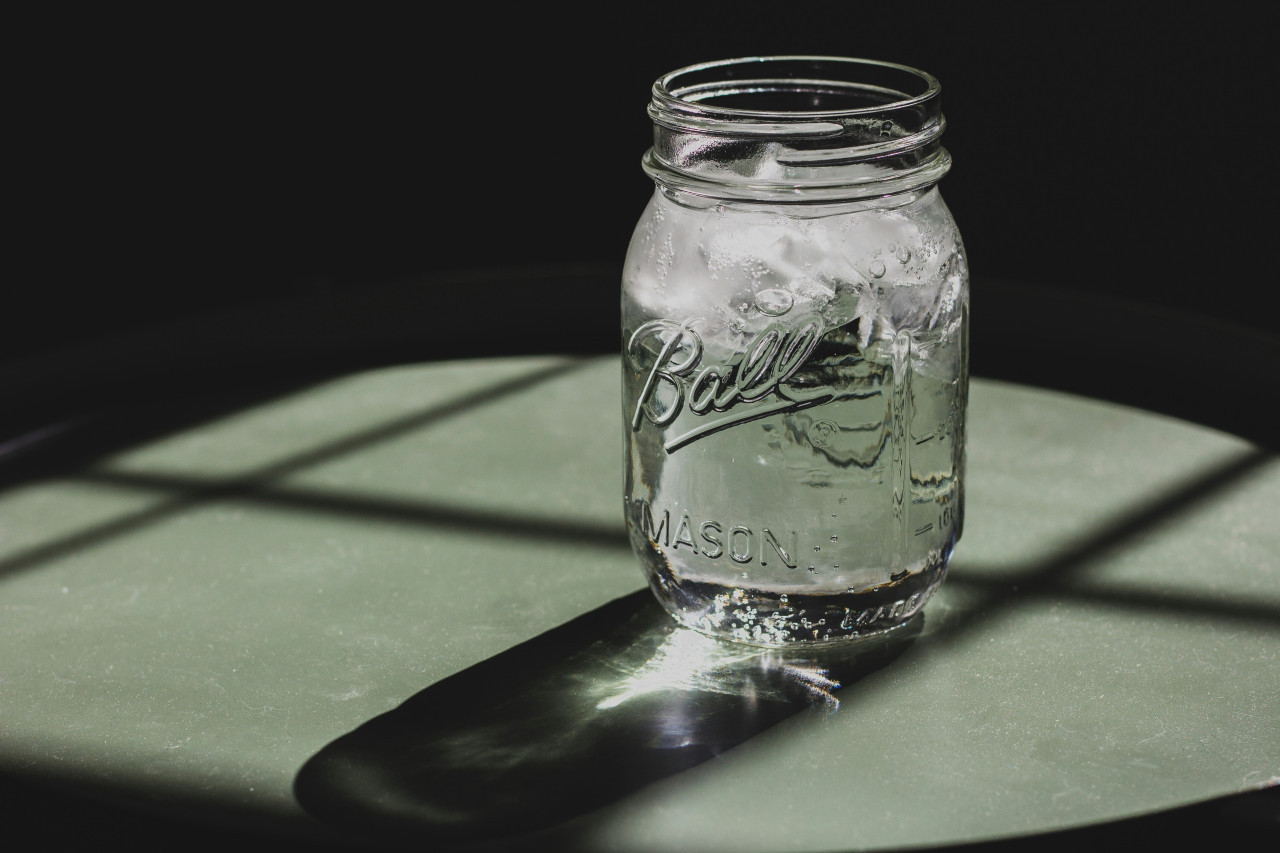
<box><xmin>624</xmin><ymin>187</ymin><xmax>967</xmax><ymax>292</ymax></box>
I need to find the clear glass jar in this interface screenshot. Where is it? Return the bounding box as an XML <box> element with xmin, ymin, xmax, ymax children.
<box><xmin>622</xmin><ymin>56</ymin><xmax>968</xmax><ymax>646</ymax></box>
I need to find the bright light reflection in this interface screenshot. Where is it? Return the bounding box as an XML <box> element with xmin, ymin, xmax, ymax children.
<box><xmin>595</xmin><ymin>628</ymin><xmax>841</xmax><ymax>712</ymax></box>
<box><xmin>785</xmin><ymin>664</ymin><xmax>842</xmax><ymax>712</ymax></box>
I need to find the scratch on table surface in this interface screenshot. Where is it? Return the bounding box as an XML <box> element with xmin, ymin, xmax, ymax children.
<box><xmin>1051</xmin><ymin>782</ymin><xmax>1086</xmax><ymax>804</ymax></box>
<box><xmin>1242</xmin><ymin>770</ymin><xmax>1280</xmax><ymax>787</ymax></box>
<box><xmin>239</xmin><ymin>698</ymin><xmax>285</xmax><ymax>715</ymax></box>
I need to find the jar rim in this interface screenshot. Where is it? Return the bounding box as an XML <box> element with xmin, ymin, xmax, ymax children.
<box><xmin>652</xmin><ymin>56</ymin><xmax>941</xmax><ymax>123</ymax></box>
<box><xmin>645</xmin><ymin>55</ymin><xmax>951</xmax><ymax>202</ymax></box>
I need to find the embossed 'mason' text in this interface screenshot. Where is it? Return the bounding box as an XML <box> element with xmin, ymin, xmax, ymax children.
<box><xmin>627</xmin><ymin>318</ymin><xmax>833</xmax><ymax>452</ymax></box>
<box><xmin>636</xmin><ymin>500</ymin><xmax>798</xmax><ymax>568</ymax></box>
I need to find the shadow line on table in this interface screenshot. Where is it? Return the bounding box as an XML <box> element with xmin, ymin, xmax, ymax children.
<box><xmin>35</xmin><ymin>445</ymin><xmax>1280</xmax><ymax>636</ymax></box>
<box><xmin>0</xmin><ymin>358</ymin><xmax>594</xmax><ymax>580</ymax></box>
<box><xmin>59</xmin><ymin>456</ymin><xmax>1280</xmax><ymax>633</ymax></box>
<box><xmin>930</xmin><ymin>446</ymin><xmax>1279</xmax><ymax>650</ymax></box>
<box><xmin>72</xmin><ymin>470</ymin><xmax>629</xmax><ymax>550</ymax></box>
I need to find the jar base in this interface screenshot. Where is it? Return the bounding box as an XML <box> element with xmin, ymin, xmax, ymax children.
<box><xmin>645</xmin><ymin>557</ymin><xmax>948</xmax><ymax>648</ymax></box>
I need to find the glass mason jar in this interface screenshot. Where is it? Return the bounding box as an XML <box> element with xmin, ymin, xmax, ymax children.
<box><xmin>622</xmin><ymin>56</ymin><xmax>968</xmax><ymax>646</ymax></box>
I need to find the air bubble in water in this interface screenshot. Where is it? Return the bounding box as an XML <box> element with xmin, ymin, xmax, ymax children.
<box><xmin>869</xmin><ymin>259</ymin><xmax>887</xmax><ymax>279</ymax></box>
<box><xmin>896</xmin><ymin>245</ymin><xmax>911</xmax><ymax>264</ymax></box>
<box><xmin>754</xmin><ymin>288</ymin><xmax>794</xmax><ymax>316</ymax></box>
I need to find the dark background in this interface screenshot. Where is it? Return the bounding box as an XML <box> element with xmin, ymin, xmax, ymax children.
<box><xmin>10</xmin><ymin>4</ymin><xmax>1276</xmax><ymax>366</ymax></box>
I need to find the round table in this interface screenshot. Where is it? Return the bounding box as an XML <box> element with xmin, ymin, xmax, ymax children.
<box><xmin>1</xmin><ymin>342</ymin><xmax>1276</xmax><ymax>851</ymax></box>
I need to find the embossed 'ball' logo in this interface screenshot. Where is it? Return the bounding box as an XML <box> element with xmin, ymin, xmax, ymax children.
<box><xmin>809</xmin><ymin>420</ymin><xmax>837</xmax><ymax>447</ymax></box>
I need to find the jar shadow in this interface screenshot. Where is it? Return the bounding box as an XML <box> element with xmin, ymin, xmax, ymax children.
<box><xmin>293</xmin><ymin>589</ymin><xmax>921</xmax><ymax>847</ymax></box>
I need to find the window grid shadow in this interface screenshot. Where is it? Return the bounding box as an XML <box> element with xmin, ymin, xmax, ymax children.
<box><xmin>44</xmin><ymin>448</ymin><xmax>1280</xmax><ymax>635</ymax></box>
<box><xmin>0</xmin><ymin>358</ymin><xmax>593</xmax><ymax>579</ymax></box>
<box><xmin>2</xmin><ymin>361</ymin><xmax>1275</xmax><ymax>640</ymax></box>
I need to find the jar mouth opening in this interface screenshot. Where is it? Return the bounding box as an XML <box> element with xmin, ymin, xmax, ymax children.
<box><xmin>653</xmin><ymin>56</ymin><xmax>940</xmax><ymax>121</ymax></box>
<box><xmin>646</xmin><ymin>56</ymin><xmax>951</xmax><ymax>202</ymax></box>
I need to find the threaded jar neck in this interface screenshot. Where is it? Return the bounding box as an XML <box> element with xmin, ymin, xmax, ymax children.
<box><xmin>645</xmin><ymin>56</ymin><xmax>951</xmax><ymax>203</ymax></box>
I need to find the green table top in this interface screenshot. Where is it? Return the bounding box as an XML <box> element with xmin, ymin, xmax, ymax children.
<box><xmin>1</xmin><ymin>356</ymin><xmax>1276</xmax><ymax>851</ymax></box>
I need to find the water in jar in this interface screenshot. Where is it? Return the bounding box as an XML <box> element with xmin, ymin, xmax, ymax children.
<box><xmin>623</xmin><ymin>185</ymin><xmax>968</xmax><ymax>645</ymax></box>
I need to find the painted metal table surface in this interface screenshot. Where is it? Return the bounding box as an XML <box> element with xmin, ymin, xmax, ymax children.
<box><xmin>1</xmin><ymin>356</ymin><xmax>1276</xmax><ymax>851</ymax></box>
